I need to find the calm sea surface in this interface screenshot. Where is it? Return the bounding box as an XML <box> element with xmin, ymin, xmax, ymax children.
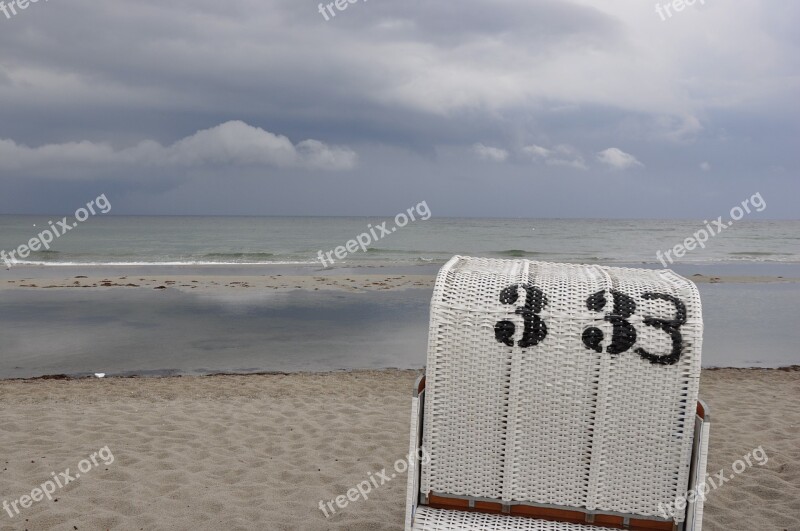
<box><xmin>1</xmin><ymin>216</ymin><xmax>798</xmax><ymax>377</ymax></box>
<box><xmin>0</xmin><ymin>216</ymin><xmax>798</xmax><ymax>267</ymax></box>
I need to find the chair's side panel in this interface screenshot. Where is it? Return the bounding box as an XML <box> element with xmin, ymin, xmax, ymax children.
<box><xmin>405</xmin><ymin>387</ymin><xmax>424</xmax><ymax>531</ymax></box>
<box><xmin>504</xmin><ymin>261</ymin><xmax>611</xmax><ymax>507</ymax></box>
<box><xmin>586</xmin><ymin>268</ymin><xmax>702</xmax><ymax>520</ymax></box>
<box><xmin>420</xmin><ymin>257</ymin><xmax>526</xmax><ymax>500</ymax></box>
<box><xmin>685</xmin><ymin>412</ymin><xmax>710</xmax><ymax>531</ymax></box>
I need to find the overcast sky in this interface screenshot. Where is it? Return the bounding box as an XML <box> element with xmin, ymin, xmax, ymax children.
<box><xmin>0</xmin><ymin>0</ymin><xmax>797</xmax><ymax>218</ymax></box>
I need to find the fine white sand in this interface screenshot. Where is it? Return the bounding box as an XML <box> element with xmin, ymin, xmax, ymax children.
<box><xmin>0</xmin><ymin>369</ymin><xmax>797</xmax><ymax>530</ymax></box>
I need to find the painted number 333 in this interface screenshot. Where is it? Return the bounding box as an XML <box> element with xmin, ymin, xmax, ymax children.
<box><xmin>494</xmin><ymin>284</ymin><xmax>688</xmax><ymax>365</ymax></box>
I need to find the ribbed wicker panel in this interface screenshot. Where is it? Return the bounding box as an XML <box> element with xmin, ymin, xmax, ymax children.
<box><xmin>420</xmin><ymin>256</ymin><xmax>702</xmax><ymax>521</ymax></box>
<box><xmin>411</xmin><ymin>507</ymin><xmax>618</xmax><ymax>531</ymax></box>
<box><xmin>421</xmin><ymin>258</ymin><xmax>529</xmax><ymax>499</ymax></box>
<box><xmin>581</xmin><ymin>266</ymin><xmax>702</xmax><ymax>518</ymax></box>
<box><xmin>503</xmin><ymin>261</ymin><xmax>610</xmax><ymax>507</ymax></box>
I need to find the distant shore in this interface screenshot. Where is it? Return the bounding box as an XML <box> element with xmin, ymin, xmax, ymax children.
<box><xmin>1</xmin><ymin>270</ymin><xmax>798</xmax><ymax>294</ymax></box>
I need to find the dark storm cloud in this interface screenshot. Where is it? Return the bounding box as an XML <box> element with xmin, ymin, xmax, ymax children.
<box><xmin>0</xmin><ymin>0</ymin><xmax>797</xmax><ymax>217</ymax></box>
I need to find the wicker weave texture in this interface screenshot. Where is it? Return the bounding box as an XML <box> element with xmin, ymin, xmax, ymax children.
<box><xmin>421</xmin><ymin>257</ymin><xmax>702</xmax><ymax>521</ymax></box>
<box><xmin>411</xmin><ymin>507</ymin><xmax>619</xmax><ymax>531</ymax></box>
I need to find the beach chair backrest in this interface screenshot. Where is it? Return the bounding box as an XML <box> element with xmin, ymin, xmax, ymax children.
<box><xmin>420</xmin><ymin>256</ymin><xmax>703</xmax><ymax>521</ymax></box>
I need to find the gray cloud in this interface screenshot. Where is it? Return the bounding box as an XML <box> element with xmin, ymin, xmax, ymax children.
<box><xmin>523</xmin><ymin>144</ymin><xmax>587</xmax><ymax>170</ymax></box>
<box><xmin>0</xmin><ymin>0</ymin><xmax>797</xmax><ymax>217</ymax></box>
<box><xmin>0</xmin><ymin>121</ymin><xmax>357</xmax><ymax>177</ymax></box>
<box><xmin>596</xmin><ymin>148</ymin><xmax>643</xmax><ymax>170</ymax></box>
<box><xmin>472</xmin><ymin>143</ymin><xmax>509</xmax><ymax>162</ymax></box>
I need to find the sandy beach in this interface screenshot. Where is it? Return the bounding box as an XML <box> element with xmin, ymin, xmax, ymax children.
<box><xmin>0</xmin><ymin>368</ymin><xmax>797</xmax><ymax>530</ymax></box>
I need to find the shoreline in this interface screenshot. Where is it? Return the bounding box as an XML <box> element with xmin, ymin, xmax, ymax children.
<box><xmin>1</xmin><ymin>271</ymin><xmax>798</xmax><ymax>294</ymax></box>
<box><xmin>3</xmin><ymin>365</ymin><xmax>799</xmax><ymax>383</ymax></box>
<box><xmin>0</xmin><ymin>274</ymin><xmax>437</xmax><ymax>293</ymax></box>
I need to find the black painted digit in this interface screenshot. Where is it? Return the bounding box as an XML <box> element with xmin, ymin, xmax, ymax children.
<box><xmin>634</xmin><ymin>293</ymin><xmax>686</xmax><ymax>365</ymax></box>
<box><xmin>585</xmin><ymin>290</ymin><xmax>606</xmax><ymax>312</ymax></box>
<box><xmin>582</xmin><ymin>326</ymin><xmax>604</xmax><ymax>353</ymax></box>
<box><xmin>494</xmin><ymin>320</ymin><xmax>516</xmax><ymax>347</ymax></box>
<box><xmin>582</xmin><ymin>290</ymin><xmax>606</xmax><ymax>352</ymax></box>
<box><xmin>495</xmin><ymin>284</ymin><xmax>548</xmax><ymax>348</ymax></box>
<box><xmin>606</xmin><ymin>290</ymin><xmax>637</xmax><ymax>355</ymax></box>
<box><xmin>582</xmin><ymin>290</ymin><xmax>637</xmax><ymax>355</ymax></box>
<box><xmin>516</xmin><ymin>284</ymin><xmax>548</xmax><ymax>347</ymax></box>
<box><xmin>499</xmin><ymin>285</ymin><xmax>520</xmax><ymax>305</ymax></box>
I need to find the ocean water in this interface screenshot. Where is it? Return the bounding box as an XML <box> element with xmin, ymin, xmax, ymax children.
<box><xmin>1</xmin><ymin>215</ymin><xmax>797</xmax><ymax>376</ymax></box>
<box><xmin>0</xmin><ymin>216</ymin><xmax>798</xmax><ymax>267</ymax></box>
<box><xmin>0</xmin><ymin>283</ymin><xmax>797</xmax><ymax>378</ymax></box>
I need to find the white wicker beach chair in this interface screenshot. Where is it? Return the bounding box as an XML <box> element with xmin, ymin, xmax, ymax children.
<box><xmin>405</xmin><ymin>257</ymin><xmax>710</xmax><ymax>531</ymax></box>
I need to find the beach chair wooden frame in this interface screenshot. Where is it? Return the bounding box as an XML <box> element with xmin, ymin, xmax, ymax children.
<box><xmin>404</xmin><ymin>257</ymin><xmax>710</xmax><ymax>531</ymax></box>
